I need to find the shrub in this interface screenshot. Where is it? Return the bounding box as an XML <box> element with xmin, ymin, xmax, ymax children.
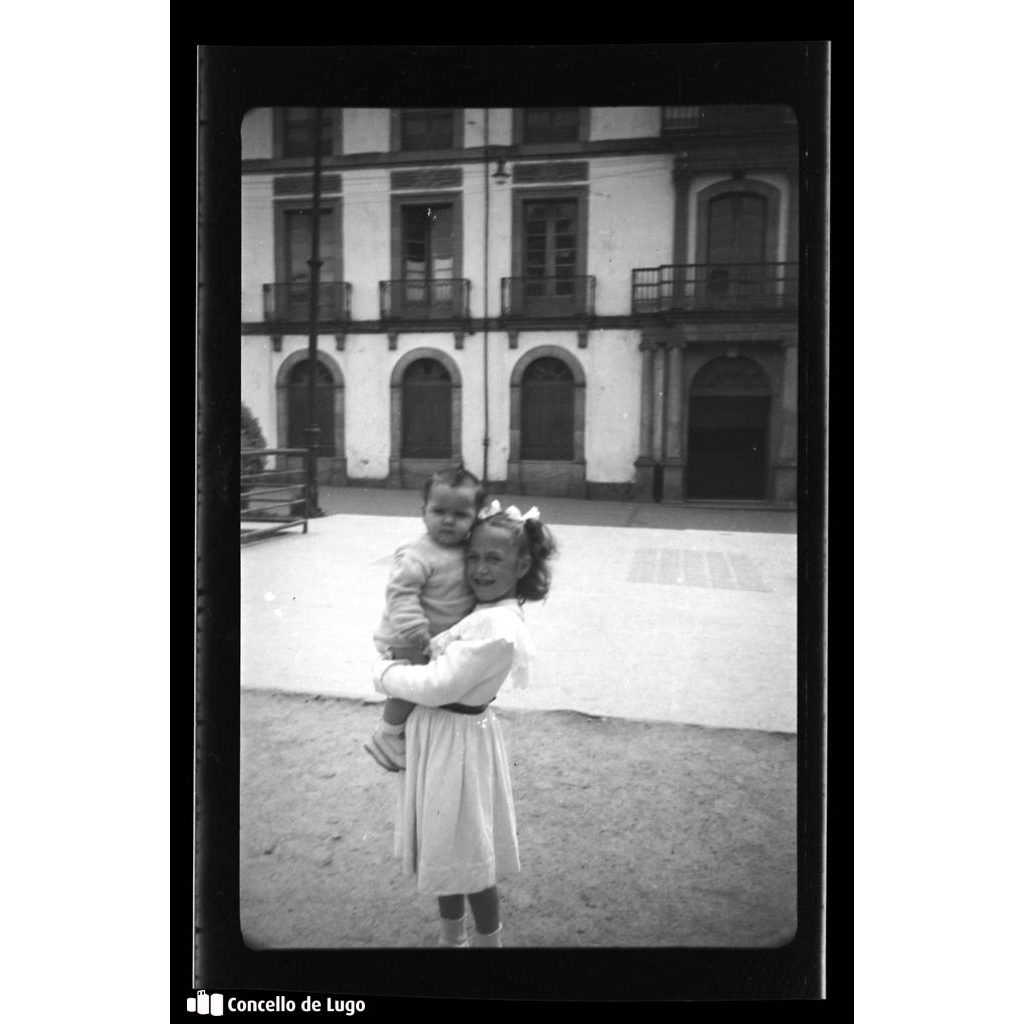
<box><xmin>241</xmin><ymin>402</ymin><xmax>268</xmax><ymax>479</ymax></box>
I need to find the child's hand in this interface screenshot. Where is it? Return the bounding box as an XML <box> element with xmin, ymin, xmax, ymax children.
<box><xmin>390</xmin><ymin>644</ymin><xmax>429</xmax><ymax>665</ymax></box>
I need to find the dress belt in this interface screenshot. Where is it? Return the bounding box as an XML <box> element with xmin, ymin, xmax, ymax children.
<box><xmin>439</xmin><ymin>700</ymin><xmax>493</xmax><ymax>715</ymax></box>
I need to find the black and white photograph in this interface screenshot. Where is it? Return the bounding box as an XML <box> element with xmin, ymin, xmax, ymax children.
<box><xmin>197</xmin><ymin>43</ymin><xmax>828</xmax><ymax>1003</ymax></box>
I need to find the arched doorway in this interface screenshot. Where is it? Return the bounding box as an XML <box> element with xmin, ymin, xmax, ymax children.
<box><xmin>508</xmin><ymin>347</ymin><xmax>586</xmax><ymax>498</ymax></box>
<box><xmin>687</xmin><ymin>356</ymin><xmax>771</xmax><ymax>500</ymax></box>
<box><xmin>521</xmin><ymin>357</ymin><xmax>574</xmax><ymax>460</ymax></box>
<box><xmin>286</xmin><ymin>360</ymin><xmax>336</xmax><ymax>457</ymax></box>
<box><xmin>388</xmin><ymin>350</ymin><xmax>463</xmax><ymax>490</ymax></box>
<box><xmin>275</xmin><ymin>351</ymin><xmax>347</xmax><ymax>486</ymax></box>
<box><xmin>401</xmin><ymin>358</ymin><xmax>452</xmax><ymax>458</ymax></box>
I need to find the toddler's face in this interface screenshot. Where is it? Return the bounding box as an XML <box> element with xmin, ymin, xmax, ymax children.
<box><xmin>422</xmin><ymin>483</ymin><xmax>478</xmax><ymax>548</ymax></box>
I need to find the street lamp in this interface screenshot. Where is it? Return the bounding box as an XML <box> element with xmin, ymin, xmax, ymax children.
<box><xmin>304</xmin><ymin>106</ymin><xmax>325</xmax><ymax>518</ymax></box>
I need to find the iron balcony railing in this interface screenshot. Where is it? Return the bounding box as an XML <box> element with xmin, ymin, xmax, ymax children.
<box><xmin>501</xmin><ymin>275</ymin><xmax>596</xmax><ymax>318</ymax></box>
<box><xmin>631</xmin><ymin>263</ymin><xmax>798</xmax><ymax>314</ymax></box>
<box><xmin>263</xmin><ymin>282</ymin><xmax>352</xmax><ymax>323</ymax></box>
<box><xmin>379</xmin><ymin>278</ymin><xmax>471</xmax><ymax>320</ymax></box>
<box><xmin>240</xmin><ymin>447</ymin><xmax>311</xmax><ymax>544</ymax></box>
<box><xmin>662</xmin><ymin>105</ymin><xmax>797</xmax><ymax>134</ymax></box>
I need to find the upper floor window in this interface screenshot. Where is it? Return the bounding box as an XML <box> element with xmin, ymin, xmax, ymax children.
<box><xmin>707</xmin><ymin>193</ymin><xmax>768</xmax><ymax>266</ymax></box>
<box><xmin>274</xmin><ymin>108</ymin><xmax>338</xmax><ymax>158</ymax></box>
<box><xmin>514</xmin><ymin>108</ymin><xmax>587</xmax><ymax>145</ymax></box>
<box><xmin>524</xmin><ymin>108</ymin><xmax>580</xmax><ymax>143</ymax></box>
<box><xmin>398</xmin><ymin>109</ymin><xmax>458</xmax><ymax>151</ymax></box>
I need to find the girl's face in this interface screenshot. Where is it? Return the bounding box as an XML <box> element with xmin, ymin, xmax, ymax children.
<box><xmin>421</xmin><ymin>483</ymin><xmax>478</xmax><ymax>548</ymax></box>
<box><xmin>466</xmin><ymin>523</ymin><xmax>531</xmax><ymax>603</ymax></box>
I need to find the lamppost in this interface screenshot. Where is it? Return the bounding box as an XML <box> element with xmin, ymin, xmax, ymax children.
<box><xmin>304</xmin><ymin>106</ymin><xmax>325</xmax><ymax>518</ymax></box>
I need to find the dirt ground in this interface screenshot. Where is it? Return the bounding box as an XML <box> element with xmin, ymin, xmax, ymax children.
<box><xmin>240</xmin><ymin>690</ymin><xmax>796</xmax><ymax>949</ymax></box>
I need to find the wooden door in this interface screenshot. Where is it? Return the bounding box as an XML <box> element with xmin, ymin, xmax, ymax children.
<box><xmin>287</xmin><ymin>361</ymin><xmax>336</xmax><ymax>457</ymax></box>
<box><xmin>401</xmin><ymin>359</ymin><xmax>451</xmax><ymax>457</ymax></box>
<box><xmin>521</xmin><ymin>357</ymin><xmax>574</xmax><ymax>459</ymax></box>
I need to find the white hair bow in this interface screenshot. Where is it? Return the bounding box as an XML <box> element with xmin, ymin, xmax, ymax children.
<box><xmin>477</xmin><ymin>499</ymin><xmax>540</xmax><ymax>523</ymax></box>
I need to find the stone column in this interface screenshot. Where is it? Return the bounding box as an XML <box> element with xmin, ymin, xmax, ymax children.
<box><xmin>773</xmin><ymin>339</ymin><xmax>798</xmax><ymax>504</ymax></box>
<box><xmin>653</xmin><ymin>343</ymin><xmax>666</xmax><ymax>462</ymax></box>
<box><xmin>662</xmin><ymin>343</ymin><xmax>686</xmax><ymax>500</ymax></box>
<box><xmin>633</xmin><ymin>339</ymin><xmax>658</xmax><ymax>500</ymax></box>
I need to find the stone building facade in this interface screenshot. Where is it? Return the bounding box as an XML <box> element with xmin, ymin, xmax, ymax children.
<box><xmin>240</xmin><ymin>105</ymin><xmax>799</xmax><ymax>503</ymax></box>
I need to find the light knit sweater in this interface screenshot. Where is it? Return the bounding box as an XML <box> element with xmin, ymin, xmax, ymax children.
<box><xmin>372</xmin><ymin>533</ymin><xmax>475</xmax><ymax>651</ymax></box>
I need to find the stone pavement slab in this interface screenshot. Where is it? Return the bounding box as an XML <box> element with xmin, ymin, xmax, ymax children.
<box><xmin>240</xmin><ymin>496</ymin><xmax>797</xmax><ymax>732</ymax></box>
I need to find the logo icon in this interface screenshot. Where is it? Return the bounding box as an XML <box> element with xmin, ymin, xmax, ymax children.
<box><xmin>187</xmin><ymin>991</ymin><xmax>224</xmax><ymax>1016</ymax></box>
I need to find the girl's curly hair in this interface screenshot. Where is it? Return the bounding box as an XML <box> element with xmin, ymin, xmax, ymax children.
<box><xmin>473</xmin><ymin>512</ymin><xmax>557</xmax><ymax>604</ymax></box>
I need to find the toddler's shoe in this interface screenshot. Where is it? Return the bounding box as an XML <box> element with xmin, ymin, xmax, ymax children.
<box><xmin>364</xmin><ymin>721</ymin><xmax>406</xmax><ymax>772</ymax></box>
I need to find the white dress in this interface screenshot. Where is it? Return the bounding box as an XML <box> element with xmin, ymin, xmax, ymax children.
<box><xmin>372</xmin><ymin>598</ymin><xmax>531</xmax><ymax>896</ymax></box>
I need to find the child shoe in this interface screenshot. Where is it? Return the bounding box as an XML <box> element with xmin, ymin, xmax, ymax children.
<box><xmin>364</xmin><ymin>721</ymin><xmax>406</xmax><ymax>772</ymax></box>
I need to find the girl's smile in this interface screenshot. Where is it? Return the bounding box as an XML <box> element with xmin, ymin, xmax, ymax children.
<box><xmin>466</xmin><ymin>524</ymin><xmax>532</xmax><ymax>603</ymax></box>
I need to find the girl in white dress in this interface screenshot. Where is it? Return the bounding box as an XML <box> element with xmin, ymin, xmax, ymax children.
<box><xmin>372</xmin><ymin>501</ymin><xmax>556</xmax><ymax>948</ymax></box>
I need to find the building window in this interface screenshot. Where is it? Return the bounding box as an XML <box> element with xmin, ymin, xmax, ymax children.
<box><xmin>393</xmin><ymin>109</ymin><xmax>462</xmax><ymax>152</ymax></box>
<box><xmin>389</xmin><ymin>193</ymin><xmax>463</xmax><ymax>316</ymax></box>
<box><xmin>704</xmin><ymin>189</ymin><xmax>771</xmax><ymax>304</ymax></box>
<box><xmin>662</xmin><ymin>106</ymin><xmax>702</xmax><ymax>133</ymax></box>
<box><xmin>509</xmin><ymin>187</ymin><xmax>588</xmax><ymax>315</ymax></box>
<box><xmin>273</xmin><ymin>200</ymin><xmax>343</xmax><ymax>317</ymax></box>
<box><xmin>401</xmin><ymin>358</ymin><xmax>452</xmax><ymax>458</ymax></box>
<box><xmin>524</xmin><ymin>108</ymin><xmax>579</xmax><ymax>143</ymax></box>
<box><xmin>274</xmin><ymin>108</ymin><xmax>338</xmax><ymax>158</ymax></box>
<box><xmin>707</xmin><ymin>193</ymin><xmax>768</xmax><ymax>265</ymax></box>
<box><xmin>521</xmin><ymin>357</ymin><xmax>574</xmax><ymax>460</ymax></box>
<box><xmin>402</xmin><ymin>204</ymin><xmax>454</xmax><ymax>302</ymax></box>
<box><xmin>513</xmin><ymin>108</ymin><xmax>589</xmax><ymax>145</ymax></box>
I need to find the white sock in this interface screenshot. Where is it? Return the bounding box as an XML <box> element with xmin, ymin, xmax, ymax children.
<box><xmin>475</xmin><ymin>923</ymin><xmax>503</xmax><ymax>948</ymax></box>
<box><xmin>439</xmin><ymin>915</ymin><xmax>468</xmax><ymax>947</ymax></box>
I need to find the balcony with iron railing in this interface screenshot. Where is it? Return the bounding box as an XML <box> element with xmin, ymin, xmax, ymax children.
<box><xmin>662</xmin><ymin>105</ymin><xmax>797</xmax><ymax>135</ymax></box>
<box><xmin>263</xmin><ymin>282</ymin><xmax>352</xmax><ymax>323</ymax></box>
<box><xmin>631</xmin><ymin>263</ymin><xmax>797</xmax><ymax>315</ymax></box>
<box><xmin>501</xmin><ymin>275</ymin><xmax>596</xmax><ymax>319</ymax></box>
<box><xmin>379</xmin><ymin>278</ymin><xmax>471</xmax><ymax>321</ymax></box>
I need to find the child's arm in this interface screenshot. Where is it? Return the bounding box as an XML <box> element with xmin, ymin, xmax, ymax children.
<box><xmin>373</xmin><ymin>637</ymin><xmax>514</xmax><ymax>707</ymax></box>
<box><xmin>383</xmin><ymin>551</ymin><xmax>432</xmax><ymax>649</ymax></box>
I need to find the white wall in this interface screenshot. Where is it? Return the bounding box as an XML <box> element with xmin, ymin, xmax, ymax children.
<box><xmin>343</xmin><ymin>169</ymin><xmax>391</xmax><ymax>320</ymax></box>
<box><xmin>590</xmin><ymin>107</ymin><xmax>661</xmax><ymax>141</ymax></box>
<box><xmin>340</xmin><ymin>335</ymin><xmax>391</xmax><ymax>478</ymax></box>
<box><xmin>241</xmin><ymin>338</ymin><xmax>278</xmax><ymax>447</ymax></box>
<box><xmin>584</xmin><ymin>330</ymin><xmax>642</xmax><ymax>482</ymax></box>
<box><xmin>588</xmin><ymin>154</ymin><xmax>674</xmax><ymax>315</ymax></box>
<box><xmin>240</xmin><ymin>108</ymin><xmax>272</xmax><ymax>159</ymax></box>
<box><xmin>484</xmin><ymin>108</ymin><xmax>513</xmax><ymax>147</ymax></box>
<box><xmin>241</xmin><ymin>178</ymin><xmax>274</xmax><ymax>320</ymax></box>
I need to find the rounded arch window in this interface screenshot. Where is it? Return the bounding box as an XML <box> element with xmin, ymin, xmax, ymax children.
<box><xmin>286</xmin><ymin>359</ymin><xmax>336</xmax><ymax>456</ymax></box>
<box><xmin>521</xmin><ymin>356</ymin><xmax>574</xmax><ymax>460</ymax></box>
<box><xmin>401</xmin><ymin>358</ymin><xmax>452</xmax><ymax>458</ymax></box>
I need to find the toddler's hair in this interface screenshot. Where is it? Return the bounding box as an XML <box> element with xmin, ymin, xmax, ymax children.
<box><xmin>421</xmin><ymin>466</ymin><xmax>488</xmax><ymax>511</ymax></box>
<box><xmin>474</xmin><ymin>512</ymin><xmax>557</xmax><ymax>603</ymax></box>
